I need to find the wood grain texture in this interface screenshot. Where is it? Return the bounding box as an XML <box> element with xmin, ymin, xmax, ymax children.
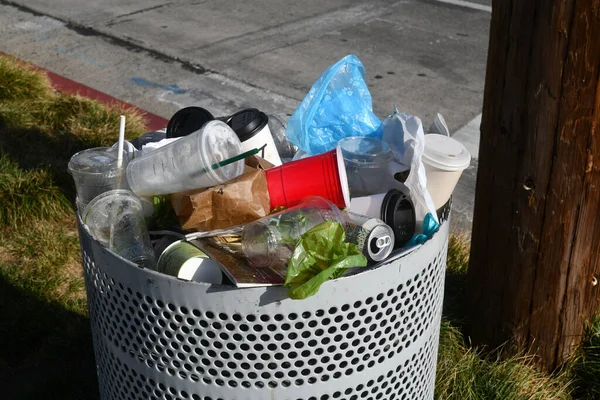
<box><xmin>467</xmin><ymin>0</ymin><xmax>600</xmax><ymax>370</ymax></box>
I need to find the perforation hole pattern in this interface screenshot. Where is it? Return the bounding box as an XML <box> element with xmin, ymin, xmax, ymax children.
<box><xmin>93</xmin><ymin>322</ymin><xmax>440</xmax><ymax>400</ymax></box>
<box><xmin>80</xmin><ymin>210</ymin><xmax>449</xmax><ymax>400</ymax></box>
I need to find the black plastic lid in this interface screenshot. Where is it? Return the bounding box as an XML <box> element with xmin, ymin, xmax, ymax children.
<box><xmin>227</xmin><ymin>108</ymin><xmax>269</xmax><ymax>142</ymax></box>
<box><xmin>381</xmin><ymin>189</ymin><xmax>416</xmax><ymax>248</ymax></box>
<box><xmin>166</xmin><ymin>107</ymin><xmax>215</xmax><ymax>138</ymax></box>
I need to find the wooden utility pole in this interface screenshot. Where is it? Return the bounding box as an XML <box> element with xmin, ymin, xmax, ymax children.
<box><xmin>467</xmin><ymin>0</ymin><xmax>600</xmax><ymax>370</ymax></box>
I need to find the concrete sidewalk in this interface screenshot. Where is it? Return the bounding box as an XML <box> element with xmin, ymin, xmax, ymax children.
<box><xmin>0</xmin><ymin>0</ymin><xmax>489</xmax><ymax>233</ymax></box>
<box><xmin>1</xmin><ymin>0</ymin><xmax>489</xmax><ymax>131</ymax></box>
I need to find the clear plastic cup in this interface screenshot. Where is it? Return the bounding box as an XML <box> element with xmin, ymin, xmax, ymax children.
<box><xmin>338</xmin><ymin>137</ymin><xmax>395</xmax><ymax>197</ymax></box>
<box><xmin>241</xmin><ymin>196</ymin><xmax>343</xmax><ymax>268</ymax></box>
<box><xmin>68</xmin><ymin>147</ymin><xmax>130</xmax><ymax>212</ymax></box>
<box><xmin>126</xmin><ymin>120</ymin><xmax>245</xmax><ymax>197</ymax></box>
<box><xmin>83</xmin><ymin>189</ymin><xmax>156</xmax><ymax>269</ymax></box>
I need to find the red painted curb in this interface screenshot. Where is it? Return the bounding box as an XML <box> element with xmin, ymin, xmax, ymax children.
<box><xmin>0</xmin><ymin>51</ymin><xmax>169</xmax><ymax>131</ymax></box>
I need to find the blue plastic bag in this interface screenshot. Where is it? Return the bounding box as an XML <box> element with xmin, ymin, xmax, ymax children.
<box><xmin>286</xmin><ymin>55</ymin><xmax>382</xmax><ymax>155</ymax></box>
<box><xmin>406</xmin><ymin>213</ymin><xmax>439</xmax><ymax>246</ymax></box>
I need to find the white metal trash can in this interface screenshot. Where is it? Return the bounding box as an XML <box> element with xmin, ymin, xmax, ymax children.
<box><xmin>78</xmin><ymin>206</ymin><xmax>450</xmax><ymax>400</ymax></box>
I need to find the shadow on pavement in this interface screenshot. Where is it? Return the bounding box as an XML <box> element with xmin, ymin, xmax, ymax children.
<box><xmin>0</xmin><ymin>274</ymin><xmax>99</xmax><ymax>400</ymax></box>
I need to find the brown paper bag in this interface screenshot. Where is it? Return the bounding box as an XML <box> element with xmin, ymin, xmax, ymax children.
<box><xmin>171</xmin><ymin>156</ymin><xmax>272</xmax><ymax>231</ymax></box>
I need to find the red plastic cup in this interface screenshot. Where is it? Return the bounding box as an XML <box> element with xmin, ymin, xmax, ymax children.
<box><xmin>265</xmin><ymin>149</ymin><xmax>350</xmax><ymax>209</ymax></box>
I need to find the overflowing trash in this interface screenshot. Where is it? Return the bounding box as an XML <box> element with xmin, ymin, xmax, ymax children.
<box><xmin>70</xmin><ymin>54</ymin><xmax>471</xmax><ymax>300</ymax></box>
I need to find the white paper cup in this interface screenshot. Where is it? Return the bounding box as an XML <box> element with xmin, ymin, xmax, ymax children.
<box><xmin>348</xmin><ymin>190</ymin><xmax>416</xmax><ymax>247</ymax></box>
<box><xmin>422</xmin><ymin>134</ymin><xmax>471</xmax><ymax>209</ymax></box>
<box><xmin>240</xmin><ymin>123</ymin><xmax>282</xmax><ymax>166</ymax></box>
<box><xmin>228</xmin><ymin>109</ymin><xmax>282</xmax><ymax>166</ymax></box>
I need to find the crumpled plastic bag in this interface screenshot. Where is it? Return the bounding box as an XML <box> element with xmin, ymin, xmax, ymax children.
<box><xmin>406</xmin><ymin>213</ymin><xmax>439</xmax><ymax>246</ymax></box>
<box><xmin>382</xmin><ymin>108</ymin><xmax>438</xmax><ymax>232</ymax></box>
<box><xmin>284</xmin><ymin>221</ymin><xmax>367</xmax><ymax>299</ymax></box>
<box><xmin>286</xmin><ymin>55</ymin><xmax>382</xmax><ymax>156</ymax></box>
<box><xmin>429</xmin><ymin>113</ymin><xmax>450</xmax><ymax>136</ymax></box>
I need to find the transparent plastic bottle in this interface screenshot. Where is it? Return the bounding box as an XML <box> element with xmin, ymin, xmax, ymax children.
<box><xmin>241</xmin><ymin>197</ymin><xmax>343</xmax><ymax>268</ymax></box>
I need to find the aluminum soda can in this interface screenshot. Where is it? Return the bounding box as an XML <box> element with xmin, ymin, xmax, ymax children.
<box><xmin>342</xmin><ymin>212</ymin><xmax>395</xmax><ymax>262</ymax></box>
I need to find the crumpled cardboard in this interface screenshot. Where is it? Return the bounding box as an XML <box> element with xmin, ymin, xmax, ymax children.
<box><xmin>171</xmin><ymin>156</ymin><xmax>273</xmax><ymax>231</ymax></box>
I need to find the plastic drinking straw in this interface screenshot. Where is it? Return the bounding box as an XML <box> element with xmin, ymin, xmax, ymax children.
<box><xmin>111</xmin><ymin>115</ymin><xmax>126</xmax><ymax>250</ymax></box>
<box><xmin>197</xmin><ymin>148</ymin><xmax>261</xmax><ymax>176</ymax></box>
<box><xmin>117</xmin><ymin>115</ymin><xmax>126</xmax><ymax>168</ymax></box>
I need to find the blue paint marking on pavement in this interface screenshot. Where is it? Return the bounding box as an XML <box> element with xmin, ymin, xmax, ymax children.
<box><xmin>55</xmin><ymin>46</ymin><xmax>107</xmax><ymax>68</ymax></box>
<box><xmin>35</xmin><ymin>35</ymin><xmax>50</xmax><ymax>41</ymax></box>
<box><xmin>130</xmin><ymin>77</ymin><xmax>187</xmax><ymax>95</ymax></box>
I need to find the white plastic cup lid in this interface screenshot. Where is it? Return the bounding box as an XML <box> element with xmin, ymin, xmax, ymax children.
<box><xmin>422</xmin><ymin>134</ymin><xmax>471</xmax><ymax>172</ymax></box>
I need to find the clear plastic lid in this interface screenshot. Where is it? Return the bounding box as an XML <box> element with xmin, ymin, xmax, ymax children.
<box><xmin>422</xmin><ymin>134</ymin><xmax>471</xmax><ymax>172</ymax></box>
<box><xmin>68</xmin><ymin>147</ymin><xmax>127</xmax><ymax>175</ymax></box>
<box><xmin>338</xmin><ymin>137</ymin><xmax>393</xmax><ymax>166</ymax></box>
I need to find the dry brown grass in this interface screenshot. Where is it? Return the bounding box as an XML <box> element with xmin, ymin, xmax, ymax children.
<box><xmin>0</xmin><ymin>55</ymin><xmax>52</xmax><ymax>102</ymax></box>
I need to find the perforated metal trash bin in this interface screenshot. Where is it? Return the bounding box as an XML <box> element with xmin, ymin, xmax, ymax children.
<box><xmin>78</xmin><ymin>207</ymin><xmax>450</xmax><ymax>400</ymax></box>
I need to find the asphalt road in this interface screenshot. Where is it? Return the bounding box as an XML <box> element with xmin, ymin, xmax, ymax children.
<box><xmin>0</xmin><ymin>0</ymin><xmax>491</xmax><ymax>233</ymax></box>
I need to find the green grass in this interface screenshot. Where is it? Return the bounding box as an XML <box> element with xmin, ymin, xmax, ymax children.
<box><xmin>0</xmin><ymin>154</ymin><xmax>71</xmax><ymax>228</ymax></box>
<box><xmin>0</xmin><ymin>55</ymin><xmax>145</xmax><ymax>399</ymax></box>
<box><xmin>443</xmin><ymin>235</ymin><xmax>470</xmax><ymax>327</ymax></box>
<box><xmin>0</xmin><ymin>218</ymin><xmax>97</xmax><ymax>399</ymax></box>
<box><xmin>0</xmin><ymin>217</ymin><xmax>86</xmax><ymax>312</ymax></box>
<box><xmin>1</xmin><ymin>54</ymin><xmax>599</xmax><ymax>400</ymax></box>
<box><xmin>567</xmin><ymin>314</ymin><xmax>600</xmax><ymax>398</ymax></box>
<box><xmin>435</xmin><ymin>239</ymin><xmax>575</xmax><ymax>400</ymax></box>
<box><xmin>0</xmin><ymin>55</ymin><xmax>51</xmax><ymax>102</ymax></box>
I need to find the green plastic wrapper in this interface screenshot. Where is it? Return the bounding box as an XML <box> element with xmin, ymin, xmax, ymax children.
<box><xmin>149</xmin><ymin>196</ymin><xmax>179</xmax><ymax>230</ymax></box>
<box><xmin>284</xmin><ymin>221</ymin><xmax>368</xmax><ymax>300</ymax></box>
